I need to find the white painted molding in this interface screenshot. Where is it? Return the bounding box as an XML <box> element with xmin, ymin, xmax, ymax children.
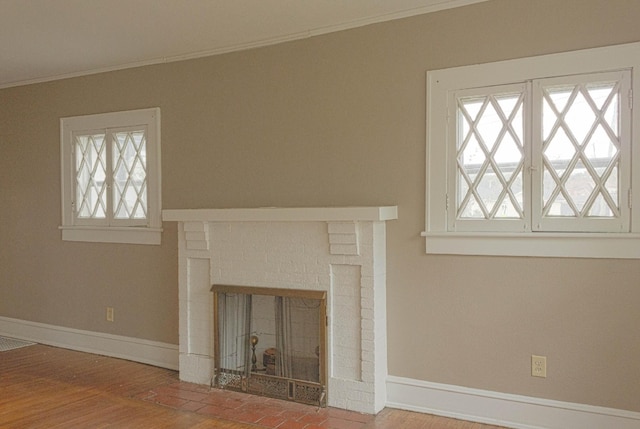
<box><xmin>386</xmin><ymin>376</ymin><xmax>640</xmax><ymax>429</ymax></box>
<box><xmin>0</xmin><ymin>316</ymin><xmax>178</xmax><ymax>370</ymax></box>
<box><xmin>163</xmin><ymin>206</ymin><xmax>398</xmax><ymax>223</ymax></box>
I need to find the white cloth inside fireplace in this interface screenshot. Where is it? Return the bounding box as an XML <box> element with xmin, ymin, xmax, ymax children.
<box><xmin>219</xmin><ymin>291</ymin><xmax>321</xmax><ymax>383</ymax></box>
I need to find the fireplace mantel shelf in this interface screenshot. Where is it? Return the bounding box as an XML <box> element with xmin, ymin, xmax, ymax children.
<box><xmin>162</xmin><ymin>206</ymin><xmax>397</xmax><ymax>223</ymax></box>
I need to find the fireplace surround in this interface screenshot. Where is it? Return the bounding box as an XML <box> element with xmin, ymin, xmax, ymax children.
<box><xmin>162</xmin><ymin>206</ymin><xmax>397</xmax><ymax>414</ymax></box>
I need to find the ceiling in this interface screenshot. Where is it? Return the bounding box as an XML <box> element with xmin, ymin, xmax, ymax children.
<box><xmin>0</xmin><ymin>0</ymin><xmax>486</xmax><ymax>89</ymax></box>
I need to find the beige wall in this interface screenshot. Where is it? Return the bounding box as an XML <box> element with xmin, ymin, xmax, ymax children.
<box><xmin>1</xmin><ymin>0</ymin><xmax>639</xmax><ymax>413</ymax></box>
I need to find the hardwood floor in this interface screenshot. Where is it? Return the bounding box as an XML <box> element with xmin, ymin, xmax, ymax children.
<box><xmin>0</xmin><ymin>344</ymin><xmax>507</xmax><ymax>428</ymax></box>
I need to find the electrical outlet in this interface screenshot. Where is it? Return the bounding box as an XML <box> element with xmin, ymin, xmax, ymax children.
<box><xmin>106</xmin><ymin>307</ymin><xmax>114</xmax><ymax>322</ymax></box>
<box><xmin>532</xmin><ymin>355</ymin><xmax>547</xmax><ymax>378</ymax></box>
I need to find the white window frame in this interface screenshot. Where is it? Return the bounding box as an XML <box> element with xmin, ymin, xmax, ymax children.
<box><xmin>60</xmin><ymin>108</ymin><xmax>162</xmax><ymax>245</ymax></box>
<box><xmin>425</xmin><ymin>42</ymin><xmax>640</xmax><ymax>258</ymax></box>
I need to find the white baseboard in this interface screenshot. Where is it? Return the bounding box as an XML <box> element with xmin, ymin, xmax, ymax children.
<box><xmin>0</xmin><ymin>316</ymin><xmax>178</xmax><ymax>370</ymax></box>
<box><xmin>386</xmin><ymin>375</ymin><xmax>640</xmax><ymax>429</ymax></box>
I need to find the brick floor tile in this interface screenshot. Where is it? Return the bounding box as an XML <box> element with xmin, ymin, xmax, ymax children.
<box><xmin>196</xmin><ymin>404</ymin><xmax>227</xmax><ymax>418</ymax></box>
<box><xmin>257</xmin><ymin>414</ymin><xmax>287</xmax><ymax>428</ymax></box>
<box><xmin>299</xmin><ymin>412</ymin><xmax>328</xmax><ymax>425</ymax></box>
<box><xmin>152</xmin><ymin>394</ymin><xmax>189</xmax><ymax>409</ymax></box>
<box><xmin>280</xmin><ymin>410</ymin><xmax>309</xmax><ymax>421</ymax></box>
<box><xmin>327</xmin><ymin>409</ymin><xmax>373</xmax><ymax>423</ymax></box>
<box><xmin>178</xmin><ymin>400</ymin><xmax>207</xmax><ymax>412</ymax></box>
<box><xmin>233</xmin><ymin>410</ymin><xmax>264</xmax><ymax>424</ymax></box>
<box><xmin>277</xmin><ymin>419</ymin><xmax>308</xmax><ymax>429</ymax></box>
<box><xmin>325</xmin><ymin>417</ymin><xmax>367</xmax><ymax>429</ymax></box>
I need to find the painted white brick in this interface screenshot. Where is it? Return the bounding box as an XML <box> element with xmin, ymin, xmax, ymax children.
<box><xmin>327</xmin><ymin>221</ymin><xmax>357</xmax><ymax>234</ymax></box>
<box><xmin>329</xmin><ymin>233</ymin><xmax>358</xmax><ymax>244</ymax></box>
<box><xmin>175</xmin><ymin>214</ymin><xmax>390</xmax><ymax>414</ymax></box>
<box><xmin>184</xmin><ymin>221</ymin><xmax>206</xmax><ymax>232</ymax></box>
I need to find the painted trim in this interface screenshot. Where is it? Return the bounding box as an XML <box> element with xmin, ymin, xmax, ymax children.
<box><xmin>425</xmin><ymin>41</ymin><xmax>640</xmax><ymax>259</ymax></box>
<box><xmin>163</xmin><ymin>206</ymin><xmax>398</xmax><ymax>222</ymax></box>
<box><xmin>0</xmin><ymin>316</ymin><xmax>178</xmax><ymax>370</ymax></box>
<box><xmin>386</xmin><ymin>375</ymin><xmax>640</xmax><ymax>429</ymax></box>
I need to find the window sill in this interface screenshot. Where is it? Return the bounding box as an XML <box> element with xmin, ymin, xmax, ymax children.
<box><xmin>421</xmin><ymin>231</ymin><xmax>640</xmax><ymax>259</ymax></box>
<box><xmin>60</xmin><ymin>226</ymin><xmax>163</xmax><ymax>245</ymax></box>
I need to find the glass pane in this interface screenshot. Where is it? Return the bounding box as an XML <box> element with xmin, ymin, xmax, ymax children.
<box><xmin>494</xmin><ymin>133</ymin><xmax>522</xmax><ymax>181</ymax></box>
<box><xmin>587</xmin><ymin>192</ymin><xmax>614</xmax><ymax>217</ymax></box>
<box><xmin>584</xmin><ymin>125</ymin><xmax>617</xmax><ymax>165</ymax></box>
<box><xmin>511</xmin><ymin>175</ymin><xmax>524</xmax><ymax>212</ymax></box>
<box><xmin>564</xmin><ymin>160</ymin><xmax>595</xmax><ymax>214</ymax></box>
<box><xmin>460</xmin><ymin>97</ymin><xmax>484</xmax><ymax>122</ymax></box>
<box><xmin>74</xmin><ymin>134</ymin><xmax>107</xmax><ymax>219</ymax></box>
<box><xmin>544</xmin><ymin>127</ymin><xmax>575</xmax><ymax>164</ymax></box>
<box><xmin>587</xmin><ymin>83</ymin><xmax>615</xmax><ymax>110</ymax></box>
<box><xmin>476</xmin><ymin>101</ymin><xmax>501</xmax><ymax>152</ymax></box>
<box><xmin>496</xmin><ymin>94</ymin><xmax>519</xmax><ymax>118</ymax></box>
<box><xmin>112</xmin><ymin>130</ymin><xmax>148</xmax><ymax>219</ymax></box>
<box><xmin>460</xmin><ymin>195</ymin><xmax>485</xmax><ymax>218</ymax></box>
<box><xmin>547</xmin><ymin>192</ymin><xmax>575</xmax><ymax>217</ymax></box>
<box><xmin>604</xmin><ymin>96</ymin><xmax>619</xmax><ymax>135</ymax></box>
<box><xmin>605</xmin><ymin>165</ymin><xmax>619</xmax><ymax>206</ymax></box>
<box><xmin>564</xmin><ymin>90</ymin><xmax>595</xmax><ymax>144</ymax></box>
<box><xmin>547</xmin><ymin>87</ymin><xmax>572</xmax><ymax>114</ymax></box>
<box><xmin>461</xmin><ymin>135</ymin><xmax>485</xmax><ymax>168</ymax></box>
<box><xmin>543</xmin><ymin>165</ymin><xmax>561</xmax><ymax>208</ymax></box>
<box><xmin>457</xmin><ymin>91</ymin><xmax>524</xmax><ymax>220</ymax></box>
<box><xmin>476</xmin><ymin>165</ymin><xmax>501</xmax><ymax>214</ymax></box>
<box><xmin>494</xmin><ymin>196</ymin><xmax>519</xmax><ymax>218</ymax></box>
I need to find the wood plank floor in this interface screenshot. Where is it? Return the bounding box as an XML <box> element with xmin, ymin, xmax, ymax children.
<box><xmin>0</xmin><ymin>344</ymin><xmax>507</xmax><ymax>428</ymax></box>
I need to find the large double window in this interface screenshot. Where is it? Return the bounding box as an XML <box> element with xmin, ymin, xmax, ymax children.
<box><xmin>60</xmin><ymin>108</ymin><xmax>162</xmax><ymax>244</ymax></box>
<box><xmin>425</xmin><ymin>43</ymin><xmax>640</xmax><ymax>258</ymax></box>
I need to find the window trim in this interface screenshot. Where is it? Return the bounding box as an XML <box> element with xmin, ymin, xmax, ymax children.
<box><xmin>60</xmin><ymin>108</ymin><xmax>162</xmax><ymax>245</ymax></box>
<box><xmin>425</xmin><ymin>42</ymin><xmax>640</xmax><ymax>258</ymax></box>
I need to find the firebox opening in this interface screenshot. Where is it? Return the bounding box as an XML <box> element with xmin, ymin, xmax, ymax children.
<box><xmin>211</xmin><ymin>285</ymin><xmax>327</xmax><ymax>407</ymax></box>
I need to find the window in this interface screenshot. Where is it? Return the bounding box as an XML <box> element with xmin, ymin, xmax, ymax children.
<box><xmin>60</xmin><ymin>108</ymin><xmax>162</xmax><ymax>244</ymax></box>
<box><xmin>425</xmin><ymin>43</ymin><xmax>640</xmax><ymax>258</ymax></box>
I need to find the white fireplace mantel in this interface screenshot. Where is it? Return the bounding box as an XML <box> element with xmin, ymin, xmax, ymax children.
<box><xmin>162</xmin><ymin>206</ymin><xmax>397</xmax><ymax>414</ymax></box>
<box><xmin>163</xmin><ymin>206</ymin><xmax>398</xmax><ymax>222</ymax></box>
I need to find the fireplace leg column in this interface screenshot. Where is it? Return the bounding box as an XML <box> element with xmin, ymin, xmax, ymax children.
<box><xmin>178</xmin><ymin>221</ymin><xmax>214</xmax><ymax>385</ymax></box>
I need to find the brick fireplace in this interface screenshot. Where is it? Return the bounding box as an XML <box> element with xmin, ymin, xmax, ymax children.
<box><xmin>162</xmin><ymin>207</ymin><xmax>397</xmax><ymax>414</ymax></box>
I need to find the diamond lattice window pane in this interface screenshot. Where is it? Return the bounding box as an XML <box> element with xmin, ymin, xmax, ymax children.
<box><xmin>460</xmin><ymin>194</ymin><xmax>484</xmax><ymax>218</ymax></box>
<box><xmin>457</xmin><ymin>92</ymin><xmax>524</xmax><ymax>220</ymax></box>
<box><xmin>587</xmin><ymin>84</ymin><xmax>615</xmax><ymax>110</ymax></box>
<box><xmin>112</xmin><ymin>130</ymin><xmax>148</xmax><ymax>220</ymax></box>
<box><xmin>564</xmin><ymin>91</ymin><xmax>595</xmax><ymax>144</ymax></box>
<box><xmin>460</xmin><ymin>135</ymin><xmax>486</xmax><ymax>168</ymax></box>
<box><xmin>494</xmin><ymin>133</ymin><xmax>521</xmax><ymax>181</ymax></box>
<box><xmin>74</xmin><ymin>134</ymin><xmax>107</xmax><ymax>219</ymax></box>
<box><xmin>584</xmin><ymin>125</ymin><xmax>617</xmax><ymax>168</ymax></box>
<box><xmin>564</xmin><ymin>160</ymin><xmax>595</xmax><ymax>213</ymax></box>
<box><xmin>587</xmin><ymin>192</ymin><xmax>613</xmax><ymax>217</ymax></box>
<box><xmin>541</xmin><ymin>80</ymin><xmax>621</xmax><ymax>219</ymax></box>
<box><xmin>476</xmin><ymin>102</ymin><xmax>501</xmax><ymax>152</ymax></box>
<box><xmin>544</xmin><ymin>128</ymin><xmax>575</xmax><ymax>163</ymax></box>
<box><xmin>547</xmin><ymin>192</ymin><xmax>575</xmax><ymax>217</ymax></box>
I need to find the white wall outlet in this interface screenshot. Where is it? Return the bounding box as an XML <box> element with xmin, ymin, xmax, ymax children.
<box><xmin>106</xmin><ymin>307</ymin><xmax>115</xmax><ymax>322</ymax></box>
<box><xmin>532</xmin><ymin>355</ymin><xmax>547</xmax><ymax>378</ymax></box>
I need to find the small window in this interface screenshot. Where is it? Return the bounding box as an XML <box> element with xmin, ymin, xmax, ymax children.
<box><xmin>425</xmin><ymin>42</ymin><xmax>640</xmax><ymax>258</ymax></box>
<box><xmin>60</xmin><ymin>108</ymin><xmax>162</xmax><ymax>244</ymax></box>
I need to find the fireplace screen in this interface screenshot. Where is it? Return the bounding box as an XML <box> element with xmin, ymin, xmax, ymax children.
<box><xmin>211</xmin><ymin>285</ymin><xmax>327</xmax><ymax>407</ymax></box>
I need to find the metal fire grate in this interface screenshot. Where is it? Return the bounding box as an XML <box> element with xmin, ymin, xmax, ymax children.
<box><xmin>216</xmin><ymin>369</ymin><xmax>325</xmax><ymax>407</ymax></box>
